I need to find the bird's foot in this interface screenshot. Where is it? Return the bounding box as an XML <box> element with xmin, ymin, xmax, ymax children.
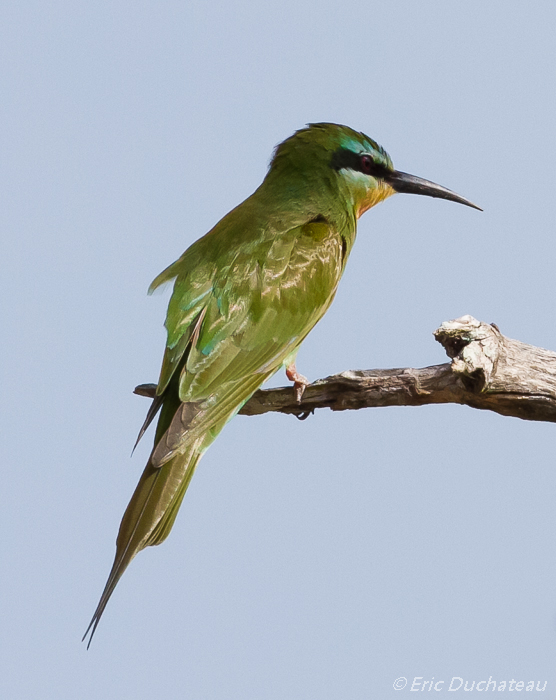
<box><xmin>286</xmin><ymin>363</ymin><xmax>309</xmax><ymax>404</ymax></box>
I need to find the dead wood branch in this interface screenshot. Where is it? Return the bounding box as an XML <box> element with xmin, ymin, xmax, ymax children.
<box><xmin>134</xmin><ymin>316</ymin><xmax>556</xmax><ymax>424</ymax></box>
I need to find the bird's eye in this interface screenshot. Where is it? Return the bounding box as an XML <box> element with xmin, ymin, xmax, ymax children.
<box><xmin>360</xmin><ymin>155</ymin><xmax>375</xmax><ymax>175</ymax></box>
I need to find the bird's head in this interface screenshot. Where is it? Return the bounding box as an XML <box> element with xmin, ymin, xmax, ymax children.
<box><xmin>269</xmin><ymin>123</ymin><xmax>480</xmax><ymax>218</ymax></box>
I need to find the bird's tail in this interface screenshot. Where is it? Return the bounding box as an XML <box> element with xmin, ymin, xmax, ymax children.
<box><xmin>82</xmin><ymin>435</ymin><xmax>207</xmax><ymax>648</ymax></box>
<box><xmin>84</xmin><ymin>370</ymin><xmax>270</xmax><ymax>647</ymax></box>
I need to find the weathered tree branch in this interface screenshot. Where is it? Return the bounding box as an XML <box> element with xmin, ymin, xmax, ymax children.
<box><xmin>134</xmin><ymin>316</ymin><xmax>556</xmax><ymax>424</ymax></box>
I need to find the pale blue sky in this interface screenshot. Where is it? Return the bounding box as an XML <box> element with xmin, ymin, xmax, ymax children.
<box><xmin>2</xmin><ymin>1</ymin><xmax>556</xmax><ymax>698</ymax></box>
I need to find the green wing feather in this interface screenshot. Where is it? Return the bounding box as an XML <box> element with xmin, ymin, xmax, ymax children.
<box><xmin>84</xmin><ymin>198</ymin><xmax>350</xmax><ymax>645</ymax></box>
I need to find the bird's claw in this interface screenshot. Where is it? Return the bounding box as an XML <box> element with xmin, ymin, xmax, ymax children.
<box><xmin>286</xmin><ymin>363</ymin><xmax>309</xmax><ymax>404</ymax></box>
<box><xmin>294</xmin><ymin>381</ymin><xmax>307</xmax><ymax>403</ymax></box>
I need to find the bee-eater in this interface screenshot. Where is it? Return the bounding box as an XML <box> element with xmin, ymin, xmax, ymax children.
<box><xmin>84</xmin><ymin>122</ymin><xmax>479</xmax><ymax>645</ymax></box>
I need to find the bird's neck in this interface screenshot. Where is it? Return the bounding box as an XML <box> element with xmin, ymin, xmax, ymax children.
<box><xmin>259</xmin><ymin>167</ymin><xmax>358</xmax><ymax>231</ymax></box>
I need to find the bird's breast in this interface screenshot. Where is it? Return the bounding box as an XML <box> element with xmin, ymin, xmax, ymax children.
<box><xmin>255</xmin><ymin>220</ymin><xmax>346</xmax><ymax>321</ymax></box>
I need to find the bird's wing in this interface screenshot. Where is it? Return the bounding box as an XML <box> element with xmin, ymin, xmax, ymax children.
<box><xmin>128</xmin><ymin>212</ymin><xmax>346</xmax><ymax>554</ymax></box>
<box><xmin>133</xmin><ymin>260</ymin><xmax>213</xmax><ymax>447</ymax></box>
<box><xmin>152</xmin><ymin>215</ymin><xmax>346</xmax><ymax>465</ymax></box>
<box><xmin>84</xmin><ymin>215</ymin><xmax>346</xmax><ymax>645</ymax></box>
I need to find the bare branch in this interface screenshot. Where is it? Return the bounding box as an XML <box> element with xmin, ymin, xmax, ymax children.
<box><xmin>134</xmin><ymin>316</ymin><xmax>556</xmax><ymax>424</ymax></box>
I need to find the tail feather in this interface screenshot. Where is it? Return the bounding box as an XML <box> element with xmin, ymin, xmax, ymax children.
<box><xmin>83</xmin><ymin>441</ymin><xmax>203</xmax><ymax>648</ymax></box>
<box><xmin>84</xmin><ymin>373</ymin><xmax>272</xmax><ymax>647</ymax></box>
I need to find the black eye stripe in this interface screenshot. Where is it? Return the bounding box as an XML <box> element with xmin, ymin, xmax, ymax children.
<box><xmin>330</xmin><ymin>148</ymin><xmax>390</xmax><ymax>178</ymax></box>
<box><xmin>330</xmin><ymin>148</ymin><xmax>361</xmax><ymax>171</ymax></box>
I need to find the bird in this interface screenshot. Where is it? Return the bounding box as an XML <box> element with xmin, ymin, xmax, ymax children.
<box><xmin>84</xmin><ymin>122</ymin><xmax>480</xmax><ymax>645</ymax></box>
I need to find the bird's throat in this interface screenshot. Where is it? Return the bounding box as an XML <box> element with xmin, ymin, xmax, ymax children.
<box><xmin>356</xmin><ymin>182</ymin><xmax>396</xmax><ymax>218</ymax></box>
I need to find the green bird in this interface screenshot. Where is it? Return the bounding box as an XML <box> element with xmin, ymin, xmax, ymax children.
<box><xmin>84</xmin><ymin>123</ymin><xmax>479</xmax><ymax>645</ymax></box>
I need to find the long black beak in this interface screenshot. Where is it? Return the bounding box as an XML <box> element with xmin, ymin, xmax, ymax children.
<box><xmin>386</xmin><ymin>170</ymin><xmax>482</xmax><ymax>211</ymax></box>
